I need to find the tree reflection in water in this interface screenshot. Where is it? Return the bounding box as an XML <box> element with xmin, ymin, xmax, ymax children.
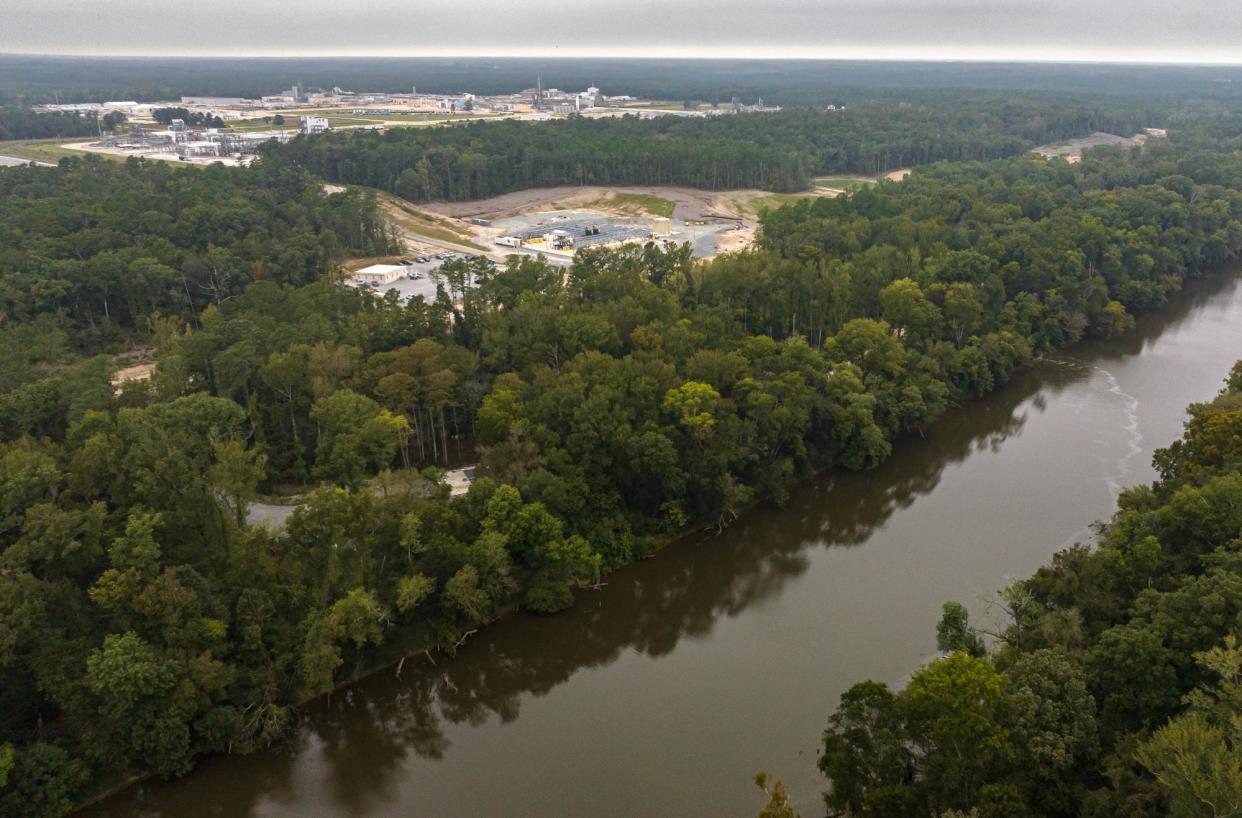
<box><xmin>94</xmin><ymin>273</ymin><xmax>1240</xmax><ymax>818</ymax></box>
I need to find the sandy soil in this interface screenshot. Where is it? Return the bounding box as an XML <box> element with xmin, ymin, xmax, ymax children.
<box><xmin>420</xmin><ymin>185</ymin><xmax>775</xmax><ymax>223</ymax></box>
<box><xmin>885</xmin><ymin>168</ymin><xmax>912</xmax><ymax>181</ymax></box>
<box><xmin>112</xmin><ymin>363</ymin><xmax>155</xmax><ymax>387</ymax></box>
<box><xmin>715</xmin><ymin>224</ymin><xmax>758</xmax><ymax>254</ymax></box>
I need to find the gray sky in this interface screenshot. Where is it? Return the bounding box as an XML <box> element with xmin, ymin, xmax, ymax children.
<box><xmin>4</xmin><ymin>0</ymin><xmax>1242</xmax><ymax>63</ymax></box>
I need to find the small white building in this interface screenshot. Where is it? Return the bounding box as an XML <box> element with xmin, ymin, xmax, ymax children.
<box><xmin>353</xmin><ymin>264</ymin><xmax>408</xmax><ymax>285</ymax></box>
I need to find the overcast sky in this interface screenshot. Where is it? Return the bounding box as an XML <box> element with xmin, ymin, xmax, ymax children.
<box><xmin>3</xmin><ymin>0</ymin><xmax>1242</xmax><ymax>63</ymax></box>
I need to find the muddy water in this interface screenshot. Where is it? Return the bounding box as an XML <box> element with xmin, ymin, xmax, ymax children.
<box><xmin>92</xmin><ymin>274</ymin><xmax>1242</xmax><ymax>818</ymax></box>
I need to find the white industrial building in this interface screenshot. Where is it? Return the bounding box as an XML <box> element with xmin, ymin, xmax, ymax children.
<box><xmin>300</xmin><ymin>116</ymin><xmax>331</xmax><ymax>135</ymax></box>
<box><xmin>353</xmin><ymin>264</ymin><xmax>409</xmax><ymax>284</ymax></box>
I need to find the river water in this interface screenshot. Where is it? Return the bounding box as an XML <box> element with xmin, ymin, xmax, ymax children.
<box><xmin>92</xmin><ymin>274</ymin><xmax>1242</xmax><ymax>818</ymax></box>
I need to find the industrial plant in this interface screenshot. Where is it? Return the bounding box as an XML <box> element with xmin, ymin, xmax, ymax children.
<box><xmin>94</xmin><ymin>119</ymin><xmax>290</xmax><ymax>164</ymax></box>
<box><xmin>30</xmin><ymin>78</ymin><xmax>781</xmax><ymax>167</ymax></box>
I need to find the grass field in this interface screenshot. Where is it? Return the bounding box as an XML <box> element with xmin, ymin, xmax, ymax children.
<box><xmin>725</xmin><ymin>190</ymin><xmax>831</xmax><ymax>217</ymax></box>
<box><xmin>0</xmin><ymin>139</ymin><xmax>102</xmax><ymax>164</ymax></box>
<box><xmin>0</xmin><ymin>139</ymin><xmax>218</xmax><ymax>170</ymax></box>
<box><xmin>812</xmin><ymin>176</ymin><xmax>877</xmax><ymax>192</ymax></box>
<box><xmin>763</xmin><ymin>192</ymin><xmax>824</xmax><ymax>207</ymax></box>
<box><xmin>583</xmin><ymin>191</ymin><xmax>676</xmax><ymax>217</ymax></box>
<box><xmin>225</xmin><ymin>120</ymin><xmax>296</xmax><ymax>133</ymax></box>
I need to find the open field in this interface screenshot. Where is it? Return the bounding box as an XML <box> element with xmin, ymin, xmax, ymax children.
<box><xmin>580</xmin><ymin>191</ymin><xmax>676</xmax><ymax>217</ymax></box>
<box><xmin>0</xmin><ymin>139</ymin><xmax>101</xmax><ymax>164</ymax></box>
<box><xmin>1031</xmin><ymin>131</ymin><xmax>1143</xmax><ymax>160</ymax></box>
<box><xmin>812</xmin><ymin>175</ymin><xmax>878</xmax><ymax>193</ymax></box>
<box><xmin>221</xmin><ymin>119</ymin><xmax>296</xmax><ymax>133</ymax></box>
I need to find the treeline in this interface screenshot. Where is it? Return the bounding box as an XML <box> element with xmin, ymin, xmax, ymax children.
<box><xmin>0</xmin><ymin>106</ymin><xmax>125</xmax><ymax>141</ymax></box>
<box><xmin>817</xmin><ymin>362</ymin><xmax>1242</xmax><ymax>818</ymax></box>
<box><xmin>152</xmin><ymin>107</ymin><xmax>225</xmax><ymax>128</ymax></box>
<box><xmin>4</xmin><ymin>131</ymin><xmax>1242</xmax><ymax>812</ymax></box>
<box><xmin>273</xmin><ymin>100</ymin><xmax>1150</xmax><ymax>200</ymax></box>
<box><xmin>0</xmin><ymin>154</ymin><xmax>395</xmax><ymax>354</ymax></box>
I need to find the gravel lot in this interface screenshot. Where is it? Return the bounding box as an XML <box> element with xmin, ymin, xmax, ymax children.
<box><xmin>491</xmin><ymin>209</ymin><xmax>729</xmax><ymax>258</ymax></box>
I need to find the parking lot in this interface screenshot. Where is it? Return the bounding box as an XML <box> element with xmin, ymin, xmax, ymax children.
<box><xmin>349</xmin><ymin>253</ymin><xmax>485</xmax><ymax>301</ymax></box>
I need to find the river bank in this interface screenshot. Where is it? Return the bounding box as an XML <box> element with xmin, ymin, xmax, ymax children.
<box><xmin>88</xmin><ymin>272</ymin><xmax>1242</xmax><ymax>817</ymax></box>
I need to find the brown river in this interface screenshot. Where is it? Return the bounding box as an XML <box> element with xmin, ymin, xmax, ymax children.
<box><xmin>91</xmin><ymin>273</ymin><xmax>1242</xmax><ymax>818</ymax></box>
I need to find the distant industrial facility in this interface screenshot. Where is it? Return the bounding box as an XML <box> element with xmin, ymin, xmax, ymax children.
<box><xmin>34</xmin><ymin>78</ymin><xmax>784</xmax><ymax>170</ymax></box>
<box><xmin>97</xmin><ymin>119</ymin><xmax>289</xmax><ymax>162</ymax></box>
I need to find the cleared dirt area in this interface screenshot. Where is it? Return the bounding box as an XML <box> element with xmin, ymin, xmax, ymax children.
<box><xmin>405</xmin><ymin>171</ymin><xmax>905</xmax><ymax>259</ymax></box>
<box><xmin>421</xmin><ymin>185</ymin><xmax>773</xmax><ymax>222</ymax></box>
<box><xmin>381</xmin><ymin>194</ymin><xmax>488</xmax><ymax>253</ymax></box>
<box><xmin>111</xmin><ymin>362</ymin><xmax>155</xmax><ymax>389</ymax></box>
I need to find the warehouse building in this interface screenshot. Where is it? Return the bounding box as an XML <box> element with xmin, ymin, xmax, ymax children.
<box><xmin>353</xmin><ymin>263</ymin><xmax>409</xmax><ymax>284</ymax></box>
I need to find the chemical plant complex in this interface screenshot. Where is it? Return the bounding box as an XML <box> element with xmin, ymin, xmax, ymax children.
<box><xmin>35</xmin><ymin>80</ymin><xmax>780</xmax><ymax>165</ymax></box>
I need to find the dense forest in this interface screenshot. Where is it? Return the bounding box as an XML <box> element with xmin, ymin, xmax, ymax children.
<box><xmin>817</xmin><ymin>362</ymin><xmax>1242</xmax><ymax>818</ymax></box>
<box><xmin>4</xmin><ymin>121</ymin><xmax>1242</xmax><ymax>814</ymax></box>
<box><xmin>0</xmin><ymin>154</ymin><xmax>394</xmax><ymax>351</ymax></box>
<box><xmin>0</xmin><ymin>107</ymin><xmax>125</xmax><ymax>142</ymax></box>
<box><xmin>274</xmin><ymin>100</ymin><xmax>1150</xmax><ymax>200</ymax></box>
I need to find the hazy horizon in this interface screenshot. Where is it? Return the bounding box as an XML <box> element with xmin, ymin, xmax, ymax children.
<box><xmin>4</xmin><ymin>50</ymin><xmax>1242</xmax><ymax>67</ymax></box>
<box><xmin>5</xmin><ymin>0</ymin><xmax>1242</xmax><ymax>65</ymax></box>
